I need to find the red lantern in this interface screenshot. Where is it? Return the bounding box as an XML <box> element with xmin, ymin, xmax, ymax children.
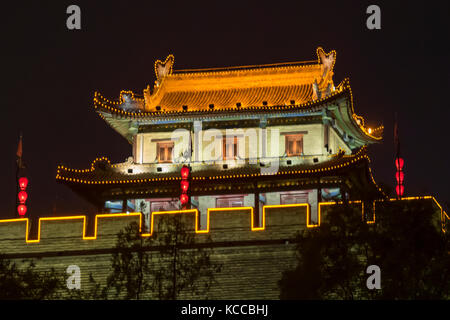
<box><xmin>181</xmin><ymin>180</ymin><xmax>189</xmax><ymax>192</ymax></box>
<box><xmin>17</xmin><ymin>204</ymin><xmax>27</xmax><ymax>216</ymax></box>
<box><xmin>18</xmin><ymin>191</ymin><xmax>28</xmax><ymax>204</ymax></box>
<box><xmin>396</xmin><ymin>185</ymin><xmax>404</xmax><ymax>197</ymax></box>
<box><xmin>395</xmin><ymin>158</ymin><xmax>404</xmax><ymax>171</ymax></box>
<box><xmin>395</xmin><ymin>171</ymin><xmax>404</xmax><ymax>184</ymax></box>
<box><xmin>19</xmin><ymin>177</ymin><xmax>28</xmax><ymax>190</ymax></box>
<box><xmin>181</xmin><ymin>166</ymin><xmax>190</xmax><ymax>179</ymax></box>
<box><xmin>180</xmin><ymin>193</ymin><xmax>189</xmax><ymax>205</ymax></box>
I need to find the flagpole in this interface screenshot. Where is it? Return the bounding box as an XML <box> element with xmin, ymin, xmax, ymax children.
<box><xmin>394</xmin><ymin>113</ymin><xmax>402</xmax><ymax>200</ymax></box>
<box><xmin>16</xmin><ymin>132</ymin><xmax>22</xmax><ymax>217</ymax></box>
<box><xmin>16</xmin><ymin>131</ymin><xmax>25</xmax><ymax>218</ymax></box>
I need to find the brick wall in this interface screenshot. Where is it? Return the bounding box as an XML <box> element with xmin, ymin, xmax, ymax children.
<box><xmin>0</xmin><ymin>197</ymin><xmax>446</xmax><ymax>299</ymax></box>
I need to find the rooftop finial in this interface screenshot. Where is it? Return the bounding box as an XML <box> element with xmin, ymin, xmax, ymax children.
<box><xmin>154</xmin><ymin>54</ymin><xmax>175</xmax><ymax>86</ymax></box>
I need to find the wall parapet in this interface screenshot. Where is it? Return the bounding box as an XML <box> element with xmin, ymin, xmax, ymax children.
<box><xmin>0</xmin><ymin>196</ymin><xmax>447</xmax><ymax>255</ymax></box>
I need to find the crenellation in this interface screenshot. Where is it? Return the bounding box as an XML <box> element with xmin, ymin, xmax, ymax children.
<box><xmin>0</xmin><ymin>198</ymin><xmax>447</xmax><ymax>299</ymax></box>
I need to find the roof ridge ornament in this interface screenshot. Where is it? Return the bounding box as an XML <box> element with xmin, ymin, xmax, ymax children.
<box><xmin>317</xmin><ymin>47</ymin><xmax>336</xmax><ymax>79</ymax></box>
<box><xmin>313</xmin><ymin>47</ymin><xmax>336</xmax><ymax>100</ymax></box>
<box><xmin>154</xmin><ymin>54</ymin><xmax>175</xmax><ymax>87</ymax></box>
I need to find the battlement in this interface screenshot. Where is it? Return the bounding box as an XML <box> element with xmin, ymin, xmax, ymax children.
<box><xmin>0</xmin><ymin>196</ymin><xmax>447</xmax><ymax>299</ymax></box>
<box><xmin>1</xmin><ymin>197</ymin><xmax>446</xmax><ymax>256</ymax></box>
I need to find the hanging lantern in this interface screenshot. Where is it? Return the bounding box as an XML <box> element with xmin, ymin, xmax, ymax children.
<box><xmin>395</xmin><ymin>171</ymin><xmax>404</xmax><ymax>184</ymax></box>
<box><xmin>181</xmin><ymin>166</ymin><xmax>190</xmax><ymax>179</ymax></box>
<box><xmin>18</xmin><ymin>177</ymin><xmax>28</xmax><ymax>190</ymax></box>
<box><xmin>17</xmin><ymin>204</ymin><xmax>27</xmax><ymax>216</ymax></box>
<box><xmin>180</xmin><ymin>180</ymin><xmax>189</xmax><ymax>192</ymax></box>
<box><xmin>395</xmin><ymin>157</ymin><xmax>404</xmax><ymax>171</ymax></box>
<box><xmin>180</xmin><ymin>193</ymin><xmax>189</xmax><ymax>205</ymax></box>
<box><xmin>18</xmin><ymin>191</ymin><xmax>28</xmax><ymax>204</ymax></box>
<box><xmin>396</xmin><ymin>185</ymin><xmax>404</xmax><ymax>197</ymax></box>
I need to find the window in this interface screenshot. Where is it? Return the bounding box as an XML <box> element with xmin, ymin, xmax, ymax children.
<box><xmin>222</xmin><ymin>137</ymin><xmax>238</xmax><ymax>160</ymax></box>
<box><xmin>216</xmin><ymin>195</ymin><xmax>244</xmax><ymax>208</ymax></box>
<box><xmin>280</xmin><ymin>191</ymin><xmax>308</xmax><ymax>205</ymax></box>
<box><xmin>157</xmin><ymin>141</ymin><xmax>174</xmax><ymax>163</ymax></box>
<box><xmin>285</xmin><ymin>134</ymin><xmax>303</xmax><ymax>156</ymax></box>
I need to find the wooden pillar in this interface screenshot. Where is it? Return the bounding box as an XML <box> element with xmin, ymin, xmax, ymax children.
<box><xmin>259</xmin><ymin>116</ymin><xmax>267</xmax><ymax>159</ymax></box>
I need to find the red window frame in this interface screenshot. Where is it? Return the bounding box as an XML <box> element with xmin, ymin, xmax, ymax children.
<box><xmin>222</xmin><ymin>137</ymin><xmax>238</xmax><ymax>160</ymax></box>
<box><xmin>157</xmin><ymin>141</ymin><xmax>174</xmax><ymax>163</ymax></box>
<box><xmin>285</xmin><ymin>134</ymin><xmax>303</xmax><ymax>156</ymax></box>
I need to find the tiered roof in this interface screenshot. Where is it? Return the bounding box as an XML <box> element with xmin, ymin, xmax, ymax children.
<box><xmin>93</xmin><ymin>48</ymin><xmax>382</xmax><ymax>145</ymax></box>
<box><xmin>57</xmin><ymin>48</ymin><xmax>385</xmax><ymax>203</ymax></box>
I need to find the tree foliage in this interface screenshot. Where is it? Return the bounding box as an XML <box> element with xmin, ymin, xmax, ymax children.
<box><xmin>0</xmin><ymin>256</ymin><xmax>62</xmax><ymax>299</ymax></box>
<box><xmin>103</xmin><ymin>214</ymin><xmax>221</xmax><ymax>299</ymax></box>
<box><xmin>279</xmin><ymin>200</ymin><xmax>450</xmax><ymax>299</ymax></box>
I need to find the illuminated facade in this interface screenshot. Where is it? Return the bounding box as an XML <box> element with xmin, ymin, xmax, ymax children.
<box><xmin>0</xmin><ymin>48</ymin><xmax>447</xmax><ymax>299</ymax></box>
<box><xmin>56</xmin><ymin>47</ymin><xmax>387</xmax><ymax>231</ymax></box>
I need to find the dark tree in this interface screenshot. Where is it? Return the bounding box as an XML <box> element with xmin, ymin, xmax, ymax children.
<box><xmin>103</xmin><ymin>214</ymin><xmax>221</xmax><ymax>300</ymax></box>
<box><xmin>104</xmin><ymin>221</ymin><xmax>152</xmax><ymax>299</ymax></box>
<box><xmin>279</xmin><ymin>200</ymin><xmax>450</xmax><ymax>299</ymax></box>
<box><xmin>279</xmin><ymin>203</ymin><xmax>372</xmax><ymax>299</ymax></box>
<box><xmin>0</xmin><ymin>255</ymin><xmax>62</xmax><ymax>299</ymax></box>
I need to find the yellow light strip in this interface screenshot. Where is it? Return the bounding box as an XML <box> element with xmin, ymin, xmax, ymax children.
<box><xmin>318</xmin><ymin>200</ymin><xmax>373</xmax><ymax>224</ymax></box>
<box><xmin>205</xmin><ymin>207</ymin><xmax>255</xmax><ymax>233</ymax></box>
<box><xmin>27</xmin><ymin>216</ymin><xmax>87</xmax><ymax>243</ymax></box>
<box><xmin>382</xmin><ymin>196</ymin><xmax>448</xmax><ymax>232</ymax></box>
<box><xmin>367</xmin><ymin>201</ymin><xmax>376</xmax><ymax>224</ymax></box>
<box><xmin>175</xmin><ymin>59</ymin><xmax>318</xmax><ymax>73</ymax></box>
<box><xmin>142</xmin><ymin>209</ymin><xmax>199</xmax><ymax>237</ymax></box>
<box><xmin>84</xmin><ymin>213</ymin><xmax>142</xmax><ymax>240</ymax></box>
<box><xmin>262</xmin><ymin>203</ymin><xmax>314</xmax><ymax>229</ymax></box>
<box><xmin>318</xmin><ymin>202</ymin><xmax>335</xmax><ymax>227</ymax></box>
<box><xmin>56</xmin><ymin>149</ymin><xmax>369</xmax><ymax>184</ymax></box>
<box><xmin>0</xmin><ymin>218</ymin><xmax>31</xmax><ymax>241</ymax></box>
<box><xmin>1</xmin><ymin>196</ymin><xmax>446</xmax><ymax>243</ymax></box>
<box><xmin>18</xmin><ymin>214</ymin><xmax>143</xmax><ymax>243</ymax></box>
<box><xmin>92</xmin><ymin>75</ymin><xmax>351</xmax><ymax>117</ymax></box>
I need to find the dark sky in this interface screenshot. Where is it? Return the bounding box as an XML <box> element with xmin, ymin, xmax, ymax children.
<box><xmin>1</xmin><ymin>1</ymin><xmax>449</xmax><ymax>219</ymax></box>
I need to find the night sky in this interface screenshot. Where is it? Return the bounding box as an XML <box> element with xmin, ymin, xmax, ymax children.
<box><xmin>1</xmin><ymin>1</ymin><xmax>449</xmax><ymax>219</ymax></box>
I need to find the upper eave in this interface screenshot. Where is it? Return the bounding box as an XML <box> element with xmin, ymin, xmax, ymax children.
<box><xmin>94</xmin><ymin>78</ymin><xmax>383</xmax><ymax>146</ymax></box>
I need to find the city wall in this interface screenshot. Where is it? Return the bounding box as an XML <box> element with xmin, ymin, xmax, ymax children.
<box><xmin>0</xmin><ymin>197</ymin><xmax>446</xmax><ymax>299</ymax></box>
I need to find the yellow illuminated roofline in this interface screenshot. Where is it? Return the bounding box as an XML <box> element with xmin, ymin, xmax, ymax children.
<box><xmin>93</xmin><ymin>75</ymin><xmax>348</xmax><ymax>117</ymax></box>
<box><xmin>154</xmin><ymin>54</ymin><xmax>175</xmax><ymax>83</ymax></box>
<box><xmin>57</xmin><ymin>148</ymin><xmax>371</xmax><ymax>185</ymax></box>
<box><xmin>175</xmin><ymin>59</ymin><xmax>319</xmax><ymax>73</ymax></box>
<box><xmin>333</xmin><ymin>78</ymin><xmax>383</xmax><ymax>141</ymax></box>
